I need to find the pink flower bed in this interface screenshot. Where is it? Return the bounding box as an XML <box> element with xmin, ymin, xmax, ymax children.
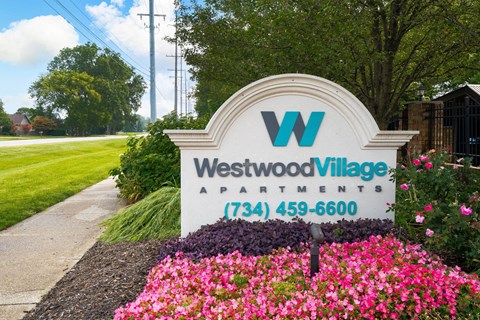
<box><xmin>114</xmin><ymin>235</ymin><xmax>479</xmax><ymax>319</ymax></box>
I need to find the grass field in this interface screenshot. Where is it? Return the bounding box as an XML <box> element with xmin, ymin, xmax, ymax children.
<box><xmin>0</xmin><ymin>139</ymin><xmax>127</xmax><ymax>231</ymax></box>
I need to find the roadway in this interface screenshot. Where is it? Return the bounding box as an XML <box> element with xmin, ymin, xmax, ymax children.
<box><xmin>0</xmin><ymin>135</ymin><xmax>130</xmax><ymax>147</ymax></box>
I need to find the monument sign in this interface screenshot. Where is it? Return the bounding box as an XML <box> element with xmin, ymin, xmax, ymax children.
<box><xmin>166</xmin><ymin>74</ymin><xmax>418</xmax><ymax>236</ymax></box>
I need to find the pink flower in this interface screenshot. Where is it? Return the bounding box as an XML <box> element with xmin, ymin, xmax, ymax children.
<box><xmin>460</xmin><ymin>205</ymin><xmax>472</xmax><ymax>216</ymax></box>
<box><xmin>425</xmin><ymin>162</ymin><xmax>433</xmax><ymax>169</ymax></box>
<box><xmin>453</xmin><ymin>165</ymin><xmax>459</xmax><ymax>169</ymax></box>
<box><xmin>413</xmin><ymin>159</ymin><xmax>421</xmax><ymax>166</ymax></box>
<box><xmin>416</xmin><ymin>215</ymin><xmax>425</xmax><ymax>223</ymax></box>
<box><xmin>420</xmin><ymin>155</ymin><xmax>430</xmax><ymax>162</ymax></box>
<box><xmin>113</xmin><ymin>235</ymin><xmax>480</xmax><ymax>320</ymax></box>
<box><xmin>426</xmin><ymin>228</ymin><xmax>434</xmax><ymax>237</ymax></box>
<box><xmin>400</xmin><ymin>184</ymin><xmax>409</xmax><ymax>191</ymax></box>
<box><xmin>424</xmin><ymin>204</ymin><xmax>433</xmax><ymax>212</ymax></box>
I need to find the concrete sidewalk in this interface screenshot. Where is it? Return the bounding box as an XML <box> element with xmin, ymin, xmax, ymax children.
<box><xmin>0</xmin><ymin>179</ymin><xmax>126</xmax><ymax>320</ymax></box>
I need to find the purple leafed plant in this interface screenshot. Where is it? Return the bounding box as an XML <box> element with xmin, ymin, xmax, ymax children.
<box><xmin>158</xmin><ymin>218</ymin><xmax>403</xmax><ymax>261</ymax></box>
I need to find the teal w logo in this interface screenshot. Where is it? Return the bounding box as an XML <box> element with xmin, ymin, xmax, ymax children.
<box><xmin>261</xmin><ymin>111</ymin><xmax>325</xmax><ymax>147</ymax></box>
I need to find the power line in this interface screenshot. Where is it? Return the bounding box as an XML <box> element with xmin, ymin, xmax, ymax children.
<box><xmin>66</xmin><ymin>0</ymin><xmax>150</xmax><ymax>76</ymax></box>
<box><xmin>155</xmin><ymin>85</ymin><xmax>167</xmax><ymax>100</ymax></box>
<box><xmin>42</xmin><ymin>0</ymin><xmax>150</xmax><ymax>78</ymax></box>
<box><xmin>42</xmin><ymin>0</ymin><xmax>173</xmax><ymax>116</ymax></box>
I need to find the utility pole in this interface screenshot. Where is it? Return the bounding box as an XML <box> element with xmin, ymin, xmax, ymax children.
<box><xmin>166</xmin><ymin>8</ymin><xmax>180</xmax><ymax>115</ymax></box>
<box><xmin>167</xmin><ymin>49</ymin><xmax>183</xmax><ymax>115</ymax></box>
<box><xmin>179</xmin><ymin>54</ymin><xmax>183</xmax><ymax>116</ymax></box>
<box><xmin>184</xmin><ymin>68</ymin><xmax>188</xmax><ymax>114</ymax></box>
<box><xmin>166</xmin><ymin>51</ymin><xmax>182</xmax><ymax>114</ymax></box>
<box><xmin>138</xmin><ymin>0</ymin><xmax>165</xmax><ymax>122</ymax></box>
<box><xmin>174</xmin><ymin>8</ymin><xmax>178</xmax><ymax>115</ymax></box>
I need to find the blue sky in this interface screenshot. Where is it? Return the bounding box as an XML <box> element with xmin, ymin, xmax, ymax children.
<box><xmin>0</xmin><ymin>0</ymin><xmax>189</xmax><ymax>118</ymax></box>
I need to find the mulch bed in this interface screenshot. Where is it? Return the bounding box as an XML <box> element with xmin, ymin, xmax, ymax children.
<box><xmin>23</xmin><ymin>239</ymin><xmax>166</xmax><ymax>320</ymax></box>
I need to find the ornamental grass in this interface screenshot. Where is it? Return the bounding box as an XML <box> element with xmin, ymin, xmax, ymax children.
<box><xmin>100</xmin><ymin>186</ymin><xmax>180</xmax><ymax>242</ymax></box>
<box><xmin>114</xmin><ymin>235</ymin><xmax>479</xmax><ymax>319</ymax></box>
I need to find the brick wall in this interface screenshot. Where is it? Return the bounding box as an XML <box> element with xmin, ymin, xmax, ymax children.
<box><xmin>399</xmin><ymin>101</ymin><xmax>444</xmax><ymax>154</ymax></box>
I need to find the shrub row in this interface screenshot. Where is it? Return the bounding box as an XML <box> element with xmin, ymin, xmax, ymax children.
<box><xmin>158</xmin><ymin>218</ymin><xmax>403</xmax><ymax>261</ymax></box>
<box><xmin>109</xmin><ymin>113</ymin><xmax>209</xmax><ymax>203</ymax></box>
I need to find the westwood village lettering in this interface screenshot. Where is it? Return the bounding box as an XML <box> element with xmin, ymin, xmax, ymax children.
<box><xmin>194</xmin><ymin>157</ymin><xmax>388</xmax><ymax>181</ymax></box>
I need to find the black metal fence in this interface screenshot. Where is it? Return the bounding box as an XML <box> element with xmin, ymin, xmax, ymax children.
<box><xmin>426</xmin><ymin>99</ymin><xmax>480</xmax><ymax>165</ymax></box>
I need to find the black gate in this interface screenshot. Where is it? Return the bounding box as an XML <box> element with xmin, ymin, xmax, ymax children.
<box><xmin>427</xmin><ymin>98</ymin><xmax>480</xmax><ymax>165</ymax></box>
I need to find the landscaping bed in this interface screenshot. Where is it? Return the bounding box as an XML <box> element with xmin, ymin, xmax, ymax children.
<box><xmin>23</xmin><ymin>239</ymin><xmax>165</xmax><ymax>320</ymax></box>
<box><xmin>23</xmin><ymin>219</ymin><xmax>480</xmax><ymax>319</ymax></box>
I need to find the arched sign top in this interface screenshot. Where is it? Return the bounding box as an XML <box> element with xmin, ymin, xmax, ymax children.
<box><xmin>165</xmin><ymin>74</ymin><xmax>418</xmax><ymax>149</ymax></box>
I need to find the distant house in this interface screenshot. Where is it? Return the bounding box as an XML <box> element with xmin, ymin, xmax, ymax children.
<box><xmin>8</xmin><ymin>113</ymin><xmax>30</xmax><ymax>126</ymax></box>
<box><xmin>8</xmin><ymin>113</ymin><xmax>32</xmax><ymax>135</ymax></box>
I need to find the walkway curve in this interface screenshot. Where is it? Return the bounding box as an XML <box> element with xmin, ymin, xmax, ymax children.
<box><xmin>0</xmin><ymin>179</ymin><xmax>127</xmax><ymax>320</ymax></box>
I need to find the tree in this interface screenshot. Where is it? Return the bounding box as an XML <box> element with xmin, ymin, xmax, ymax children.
<box><xmin>122</xmin><ymin>114</ymin><xmax>148</xmax><ymax>132</ymax></box>
<box><xmin>31</xmin><ymin>115</ymin><xmax>57</xmax><ymax>133</ymax></box>
<box><xmin>176</xmin><ymin>0</ymin><xmax>480</xmax><ymax>128</ymax></box>
<box><xmin>15</xmin><ymin>107</ymin><xmax>44</xmax><ymax>120</ymax></box>
<box><xmin>30</xmin><ymin>70</ymin><xmax>104</xmax><ymax>136</ymax></box>
<box><xmin>29</xmin><ymin>43</ymin><xmax>146</xmax><ymax>135</ymax></box>
<box><xmin>0</xmin><ymin>99</ymin><xmax>13</xmax><ymax>134</ymax></box>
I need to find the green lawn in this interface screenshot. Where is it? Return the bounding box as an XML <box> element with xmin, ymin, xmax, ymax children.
<box><xmin>0</xmin><ymin>139</ymin><xmax>127</xmax><ymax>231</ymax></box>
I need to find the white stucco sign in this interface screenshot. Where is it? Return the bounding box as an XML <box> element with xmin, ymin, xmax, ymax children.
<box><xmin>166</xmin><ymin>74</ymin><xmax>418</xmax><ymax>237</ymax></box>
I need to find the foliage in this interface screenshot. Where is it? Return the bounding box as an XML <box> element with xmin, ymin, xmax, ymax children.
<box><xmin>19</xmin><ymin>123</ymin><xmax>32</xmax><ymax>135</ymax></box>
<box><xmin>31</xmin><ymin>115</ymin><xmax>57</xmax><ymax>133</ymax></box>
<box><xmin>175</xmin><ymin>0</ymin><xmax>480</xmax><ymax>128</ymax></box>
<box><xmin>110</xmin><ymin>113</ymin><xmax>209</xmax><ymax>202</ymax></box>
<box><xmin>121</xmin><ymin>114</ymin><xmax>147</xmax><ymax>132</ymax></box>
<box><xmin>158</xmin><ymin>218</ymin><xmax>401</xmax><ymax>262</ymax></box>
<box><xmin>100</xmin><ymin>186</ymin><xmax>181</xmax><ymax>243</ymax></box>
<box><xmin>29</xmin><ymin>43</ymin><xmax>146</xmax><ymax>136</ymax></box>
<box><xmin>115</xmin><ymin>235</ymin><xmax>480</xmax><ymax>319</ymax></box>
<box><xmin>391</xmin><ymin>149</ymin><xmax>480</xmax><ymax>273</ymax></box>
<box><xmin>11</xmin><ymin>123</ymin><xmax>32</xmax><ymax>135</ymax></box>
<box><xmin>0</xmin><ymin>139</ymin><xmax>126</xmax><ymax>230</ymax></box>
<box><xmin>15</xmin><ymin>107</ymin><xmax>41</xmax><ymax>120</ymax></box>
<box><xmin>0</xmin><ymin>99</ymin><xmax>13</xmax><ymax>134</ymax></box>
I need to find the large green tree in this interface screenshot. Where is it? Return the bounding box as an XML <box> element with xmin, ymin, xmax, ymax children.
<box><xmin>0</xmin><ymin>99</ymin><xmax>13</xmax><ymax>134</ymax></box>
<box><xmin>176</xmin><ymin>0</ymin><xmax>480</xmax><ymax>128</ymax></box>
<box><xmin>29</xmin><ymin>43</ymin><xmax>146</xmax><ymax>135</ymax></box>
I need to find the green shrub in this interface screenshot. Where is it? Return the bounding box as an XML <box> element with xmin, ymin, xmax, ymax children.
<box><xmin>390</xmin><ymin>149</ymin><xmax>480</xmax><ymax>273</ymax></box>
<box><xmin>100</xmin><ymin>186</ymin><xmax>181</xmax><ymax>242</ymax></box>
<box><xmin>109</xmin><ymin>112</ymin><xmax>209</xmax><ymax>202</ymax></box>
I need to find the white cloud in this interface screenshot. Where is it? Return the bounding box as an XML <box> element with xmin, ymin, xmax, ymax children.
<box><xmin>2</xmin><ymin>93</ymin><xmax>35</xmax><ymax>114</ymax></box>
<box><xmin>111</xmin><ymin>0</ymin><xmax>125</xmax><ymax>7</ymax></box>
<box><xmin>86</xmin><ymin>2</ymin><xmax>149</xmax><ymax>57</ymax></box>
<box><xmin>86</xmin><ymin>0</ymin><xmax>176</xmax><ymax>58</ymax></box>
<box><xmin>0</xmin><ymin>15</ymin><xmax>79</xmax><ymax>65</ymax></box>
<box><xmin>86</xmin><ymin>0</ymin><xmax>181</xmax><ymax>119</ymax></box>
